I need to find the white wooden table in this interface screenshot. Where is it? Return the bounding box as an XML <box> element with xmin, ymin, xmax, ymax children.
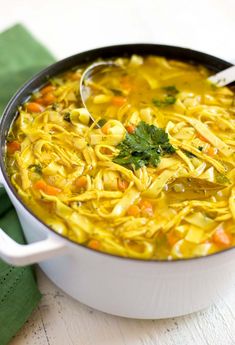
<box><xmin>9</xmin><ymin>268</ymin><xmax>235</xmax><ymax>345</ymax></box>
<box><xmin>1</xmin><ymin>0</ymin><xmax>235</xmax><ymax>343</ymax></box>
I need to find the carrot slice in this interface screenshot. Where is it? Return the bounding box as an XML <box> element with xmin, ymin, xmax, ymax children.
<box><xmin>7</xmin><ymin>141</ymin><xmax>21</xmax><ymax>154</ymax></box>
<box><xmin>34</xmin><ymin>180</ymin><xmax>61</xmax><ymax>195</ymax></box>
<box><xmin>126</xmin><ymin>124</ymin><xmax>136</xmax><ymax>134</ymax></box>
<box><xmin>40</xmin><ymin>85</ymin><xmax>55</xmax><ymax>95</ymax></box>
<box><xmin>197</xmin><ymin>134</ymin><xmax>208</xmax><ymax>142</ymax></box>
<box><xmin>111</xmin><ymin>96</ymin><xmax>127</xmax><ymax>107</ymax></box>
<box><xmin>88</xmin><ymin>239</ymin><xmax>100</xmax><ymax>250</ymax></box>
<box><xmin>35</xmin><ymin>98</ymin><xmax>45</xmax><ymax>105</ymax></box>
<box><xmin>167</xmin><ymin>231</ymin><xmax>180</xmax><ymax>247</ymax></box>
<box><xmin>213</xmin><ymin>227</ymin><xmax>232</xmax><ymax>247</ymax></box>
<box><xmin>207</xmin><ymin>147</ymin><xmax>218</xmax><ymax>156</ymax></box>
<box><xmin>138</xmin><ymin>200</ymin><xmax>153</xmax><ymax>209</ymax></box>
<box><xmin>127</xmin><ymin>205</ymin><xmax>140</xmax><ymax>217</ymax></box>
<box><xmin>42</xmin><ymin>92</ymin><xmax>56</xmax><ymax>105</ymax></box>
<box><xmin>139</xmin><ymin>200</ymin><xmax>154</xmax><ymax>217</ymax></box>
<box><xmin>26</xmin><ymin>102</ymin><xmax>44</xmax><ymax>113</ymax></box>
<box><xmin>118</xmin><ymin>178</ymin><xmax>129</xmax><ymax>191</ymax></box>
<box><xmin>120</xmin><ymin>76</ymin><xmax>132</xmax><ymax>92</ymax></box>
<box><xmin>75</xmin><ymin>176</ymin><xmax>87</xmax><ymax>189</ymax></box>
<box><xmin>101</xmin><ymin>147</ymin><xmax>112</xmax><ymax>155</ymax></box>
<box><xmin>34</xmin><ymin>180</ymin><xmax>47</xmax><ymax>190</ymax></box>
<box><xmin>101</xmin><ymin>123</ymin><xmax>111</xmax><ymax>134</ymax></box>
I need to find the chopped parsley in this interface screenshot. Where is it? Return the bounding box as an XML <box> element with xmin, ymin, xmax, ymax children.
<box><xmin>162</xmin><ymin>85</ymin><xmax>179</xmax><ymax>95</ymax></box>
<box><xmin>97</xmin><ymin>118</ymin><xmax>107</xmax><ymax>127</ymax></box>
<box><xmin>184</xmin><ymin>150</ymin><xmax>196</xmax><ymax>158</ymax></box>
<box><xmin>28</xmin><ymin>164</ymin><xmax>42</xmax><ymax>175</ymax></box>
<box><xmin>113</xmin><ymin>121</ymin><xmax>175</xmax><ymax>169</ymax></box>
<box><xmin>153</xmin><ymin>95</ymin><xmax>177</xmax><ymax>107</ymax></box>
<box><xmin>109</xmin><ymin>88</ymin><xmax>123</xmax><ymax>96</ymax></box>
<box><xmin>152</xmin><ymin>85</ymin><xmax>179</xmax><ymax>107</ymax></box>
<box><xmin>51</xmin><ymin>103</ymin><xmax>58</xmax><ymax>110</ymax></box>
<box><xmin>6</xmin><ymin>132</ymin><xmax>16</xmax><ymax>143</ymax></box>
<box><xmin>63</xmin><ymin>112</ymin><xmax>71</xmax><ymax>122</ymax></box>
<box><xmin>198</xmin><ymin>146</ymin><xmax>203</xmax><ymax>151</ymax></box>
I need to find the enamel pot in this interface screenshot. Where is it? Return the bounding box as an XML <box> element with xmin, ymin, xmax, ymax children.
<box><xmin>0</xmin><ymin>44</ymin><xmax>234</xmax><ymax>319</ymax></box>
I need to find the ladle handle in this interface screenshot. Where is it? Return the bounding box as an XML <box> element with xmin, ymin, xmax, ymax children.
<box><xmin>208</xmin><ymin>65</ymin><xmax>235</xmax><ymax>86</ymax></box>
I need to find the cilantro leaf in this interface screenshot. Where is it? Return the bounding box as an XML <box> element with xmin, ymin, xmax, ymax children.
<box><xmin>113</xmin><ymin>121</ymin><xmax>175</xmax><ymax>169</ymax></box>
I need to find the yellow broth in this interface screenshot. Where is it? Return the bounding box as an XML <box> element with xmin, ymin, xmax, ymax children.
<box><xmin>5</xmin><ymin>55</ymin><xmax>235</xmax><ymax>260</ymax></box>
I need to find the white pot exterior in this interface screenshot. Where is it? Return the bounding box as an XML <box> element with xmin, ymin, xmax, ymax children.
<box><xmin>1</xmin><ymin>170</ymin><xmax>235</xmax><ymax>319</ymax></box>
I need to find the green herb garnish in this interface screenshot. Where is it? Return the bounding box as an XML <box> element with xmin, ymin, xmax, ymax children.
<box><xmin>153</xmin><ymin>85</ymin><xmax>179</xmax><ymax>107</ymax></box>
<box><xmin>184</xmin><ymin>151</ymin><xmax>196</xmax><ymax>158</ymax></box>
<box><xmin>153</xmin><ymin>95</ymin><xmax>177</xmax><ymax>107</ymax></box>
<box><xmin>51</xmin><ymin>103</ymin><xmax>58</xmax><ymax>110</ymax></box>
<box><xmin>6</xmin><ymin>132</ymin><xmax>15</xmax><ymax>143</ymax></box>
<box><xmin>198</xmin><ymin>146</ymin><xmax>203</xmax><ymax>151</ymax></box>
<box><xmin>28</xmin><ymin>164</ymin><xmax>42</xmax><ymax>175</ymax></box>
<box><xmin>113</xmin><ymin>121</ymin><xmax>175</xmax><ymax>169</ymax></box>
<box><xmin>110</xmin><ymin>88</ymin><xmax>123</xmax><ymax>96</ymax></box>
<box><xmin>63</xmin><ymin>112</ymin><xmax>71</xmax><ymax>122</ymax></box>
<box><xmin>97</xmin><ymin>118</ymin><xmax>107</xmax><ymax>127</ymax></box>
<box><xmin>162</xmin><ymin>85</ymin><xmax>179</xmax><ymax>95</ymax></box>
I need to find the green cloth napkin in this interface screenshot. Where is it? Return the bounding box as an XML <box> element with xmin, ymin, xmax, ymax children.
<box><xmin>0</xmin><ymin>24</ymin><xmax>55</xmax><ymax>345</ymax></box>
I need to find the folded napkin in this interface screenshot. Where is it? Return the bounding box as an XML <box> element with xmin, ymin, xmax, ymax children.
<box><xmin>0</xmin><ymin>24</ymin><xmax>55</xmax><ymax>345</ymax></box>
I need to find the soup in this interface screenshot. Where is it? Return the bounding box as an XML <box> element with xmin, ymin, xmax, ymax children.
<box><xmin>5</xmin><ymin>55</ymin><xmax>235</xmax><ymax>260</ymax></box>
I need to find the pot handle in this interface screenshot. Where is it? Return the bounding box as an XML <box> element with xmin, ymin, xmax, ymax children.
<box><xmin>0</xmin><ymin>228</ymin><xmax>67</xmax><ymax>266</ymax></box>
<box><xmin>0</xmin><ymin>170</ymin><xmax>68</xmax><ymax>266</ymax></box>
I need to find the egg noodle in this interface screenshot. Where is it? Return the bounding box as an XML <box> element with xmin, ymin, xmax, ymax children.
<box><xmin>6</xmin><ymin>55</ymin><xmax>235</xmax><ymax>260</ymax></box>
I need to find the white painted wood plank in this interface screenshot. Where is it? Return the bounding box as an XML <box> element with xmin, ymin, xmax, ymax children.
<box><xmin>10</xmin><ymin>269</ymin><xmax>235</xmax><ymax>345</ymax></box>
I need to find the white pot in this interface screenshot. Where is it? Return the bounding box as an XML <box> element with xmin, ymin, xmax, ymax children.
<box><xmin>1</xmin><ymin>169</ymin><xmax>235</xmax><ymax>319</ymax></box>
<box><xmin>0</xmin><ymin>45</ymin><xmax>234</xmax><ymax>319</ymax></box>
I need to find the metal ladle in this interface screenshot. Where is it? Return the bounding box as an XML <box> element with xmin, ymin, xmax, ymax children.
<box><xmin>79</xmin><ymin>61</ymin><xmax>122</xmax><ymax>126</ymax></box>
<box><xmin>80</xmin><ymin>61</ymin><xmax>235</xmax><ymax>125</ymax></box>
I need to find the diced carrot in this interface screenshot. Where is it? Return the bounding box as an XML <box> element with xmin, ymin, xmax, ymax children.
<box><xmin>40</xmin><ymin>85</ymin><xmax>55</xmax><ymax>95</ymax></box>
<box><xmin>142</xmin><ymin>207</ymin><xmax>154</xmax><ymax>217</ymax></box>
<box><xmin>127</xmin><ymin>205</ymin><xmax>140</xmax><ymax>217</ymax></box>
<box><xmin>101</xmin><ymin>123</ymin><xmax>111</xmax><ymax>134</ymax></box>
<box><xmin>7</xmin><ymin>141</ymin><xmax>21</xmax><ymax>154</ymax></box>
<box><xmin>118</xmin><ymin>178</ymin><xmax>129</xmax><ymax>191</ymax></box>
<box><xmin>26</xmin><ymin>102</ymin><xmax>44</xmax><ymax>113</ymax></box>
<box><xmin>88</xmin><ymin>239</ymin><xmax>100</xmax><ymax>250</ymax></box>
<box><xmin>34</xmin><ymin>180</ymin><xmax>47</xmax><ymax>190</ymax></box>
<box><xmin>101</xmin><ymin>147</ymin><xmax>112</xmax><ymax>155</ymax></box>
<box><xmin>139</xmin><ymin>199</ymin><xmax>154</xmax><ymax>217</ymax></box>
<box><xmin>120</xmin><ymin>76</ymin><xmax>132</xmax><ymax>92</ymax></box>
<box><xmin>126</xmin><ymin>124</ymin><xmax>136</xmax><ymax>134</ymax></box>
<box><xmin>111</xmin><ymin>96</ymin><xmax>127</xmax><ymax>107</ymax></box>
<box><xmin>35</xmin><ymin>98</ymin><xmax>45</xmax><ymax>105</ymax></box>
<box><xmin>138</xmin><ymin>200</ymin><xmax>153</xmax><ymax>209</ymax></box>
<box><xmin>44</xmin><ymin>184</ymin><xmax>61</xmax><ymax>195</ymax></box>
<box><xmin>213</xmin><ymin>227</ymin><xmax>232</xmax><ymax>247</ymax></box>
<box><xmin>75</xmin><ymin>176</ymin><xmax>87</xmax><ymax>189</ymax></box>
<box><xmin>167</xmin><ymin>231</ymin><xmax>179</xmax><ymax>247</ymax></box>
<box><xmin>42</xmin><ymin>92</ymin><xmax>56</xmax><ymax>105</ymax></box>
<box><xmin>34</xmin><ymin>180</ymin><xmax>61</xmax><ymax>195</ymax></box>
<box><xmin>207</xmin><ymin>147</ymin><xmax>218</xmax><ymax>156</ymax></box>
<box><xmin>197</xmin><ymin>134</ymin><xmax>208</xmax><ymax>142</ymax></box>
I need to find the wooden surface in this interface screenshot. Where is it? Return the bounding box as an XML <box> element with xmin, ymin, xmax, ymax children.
<box><xmin>10</xmin><ymin>268</ymin><xmax>235</xmax><ymax>345</ymax></box>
